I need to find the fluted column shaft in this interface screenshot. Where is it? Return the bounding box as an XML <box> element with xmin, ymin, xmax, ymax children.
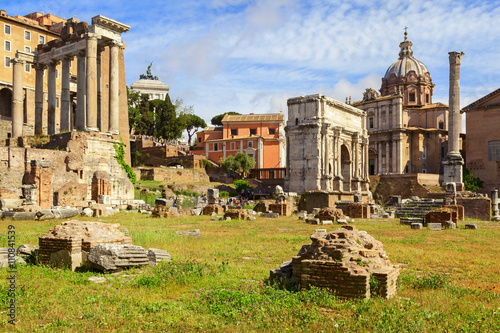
<box><xmin>86</xmin><ymin>34</ymin><xmax>98</xmax><ymax>131</ymax></box>
<box><xmin>60</xmin><ymin>57</ymin><xmax>72</xmax><ymax>132</ymax></box>
<box><xmin>76</xmin><ymin>52</ymin><xmax>86</xmax><ymax>131</ymax></box>
<box><xmin>11</xmin><ymin>59</ymin><xmax>25</xmax><ymax>139</ymax></box>
<box><xmin>108</xmin><ymin>42</ymin><xmax>120</xmax><ymax>133</ymax></box>
<box><xmin>34</xmin><ymin>64</ymin><xmax>46</xmax><ymax>135</ymax></box>
<box><xmin>47</xmin><ymin>61</ymin><xmax>59</xmax><ymax>135</ymax></box>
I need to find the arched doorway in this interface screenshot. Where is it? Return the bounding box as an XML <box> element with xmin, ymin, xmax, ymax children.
<box><xmin>0</xmin><ymin>88</ymin><xmax>12</xmax><ymax>118</ymax></box>
<box><xmin>341</xmin><ymin>144</ymin><xmax>351</xmax><ymax>192</ymax></box>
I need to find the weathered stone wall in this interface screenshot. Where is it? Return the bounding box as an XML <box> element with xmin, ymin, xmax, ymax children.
<box><xmin>269</xmin><ymin>203</ymin><xmax>292</xmax><ymax>216</ymax></box>
<box><xmin>456</xmin><ymin>197</ymin><xmax>491</xmax><ymax>221</ymax></box>
<box><xmin>136</xmin><ymin>167</ymin><xmax>209</xmax><ymax>183</ymax></box>
<box><xmin>339</xmin><ymin>203</ymin><xmax>371</xmax><ymax>219</ymax></box>
<box><xmin>298</xmin><ymin>191</ymin><xmax>370</xmax><ymax>213</ymax></box>
<box><xmin>425</xmin><ymin>205</ymin><xmax>464</xmax><ymax>225</ymax></box>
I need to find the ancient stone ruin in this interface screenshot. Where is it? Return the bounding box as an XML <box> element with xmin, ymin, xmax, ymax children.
<box><xmin>39</xmin><ymin>220</ymin><xmax>132</xmax><ymax>270</ymax></box>
<box><xmin>271</xmin><ymin>226</ymin><xmax>399</xmax><ymax>299</ymax></box>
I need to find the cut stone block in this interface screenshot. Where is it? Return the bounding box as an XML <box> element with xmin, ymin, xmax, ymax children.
<box><xmin>410</xmin><ymin>223</ymin><xmax>423</xmax><ymax>230</ymax></box>
<box><xmin>428</xmin><ymin>223</ymin><xmax>442</xmax><ymax>231</ymax></box>
<box><xmin>444</xmin><ymin>221</ymin><xmax>456</xmax><ymax>229</ymax></box>
<box><xmin>306</xmin><ymin>218</ymin><xmax>320</xmax><ymax>225</ymax></box>
<box><xmin>88</xmin><ymin>244</ymin><xmax>149</xmax><ymax>272</ymax></box>
<box><xmin>465</xmin><ymin>224</ymin><xmax>478</xmax><ymax>229</ymax></box>
<box><xmin>147</xmin><ymin>248</ymin><xmax>171</xmax><ymax>264</ymax></box>
<box><xmin>176</xmin><ymin>229</ymin><xmax>202</xmax><ymax>238</ymax></box>
<box><xmin>337</xmin><ymin>219</ymin><xmax>348</xmax><ymax>224</ymax></box>
<box><xmin>322</xmin><ymin>220</ymin><xmax>333</xmax><ymax>225</ymax></box>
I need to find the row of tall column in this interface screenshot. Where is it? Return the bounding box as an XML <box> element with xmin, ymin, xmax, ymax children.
<box><xmin>376</xmin><ymin>139</ymin><xmax>402</xmax><ymax>174</ymax></box>
<box><xmin>11</xmin><ymin>35</ymin><xmax>122</xmax><ymax>139</ymax></box>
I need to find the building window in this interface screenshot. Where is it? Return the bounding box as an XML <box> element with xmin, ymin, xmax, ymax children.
<box><xmin>369</xmin><ymin>117</ymin><xmax>374</xmax><ymax>128</ymax></box>
<box><xmin>248</xmin><ymin>141</ymin><xmax>253</xmax><ymax>148</ymax></box>
<box><xmin>250</xmin><ymin>128</ymin><xmax>257</xmax><ymax>135</ymax></box>
<box><xmin>422</xmin><ymin>146</ymin><xmax>426</xmax><ymax>159</ymax></box>
<box><xmin>5</xmin><ymin>40</ymin><xmax>11</xmax><ymax>52</ymax></box>
<box><xmin>409</xmin><ymin>92</ymin><xmax>416</xmax><ymax>102</ymax></box>
<box><xmin>25</xmin><ymin>46</ymin><xmax>31</xmax><ymax>53</ymax></box>
<box><xmin>231</xmin><ymin>129</ymin><xmax>237</xmax><ymax>136</ymax></box>
<box><xmin>439</xmin><ymin>121</ymin><xmax>444</xmax><ymax>130</ymax></box>
<box><xmin>4</xmin><ymin>24</ymin><xmax>11</xmax><ymax>35</ymax></box>
<box><xmin>269</xmin><ymin>128</ymin><xmax>276</xmax><ymax>134</ymax></box>
<box><xmin>422</xmin><ymin>164</ymin><xmax>427</xmax><ymax>173</ymax></box>
<box><xmin>56</xmin><ymin>98</ymin><xmax>59</xmax><ymax>108</ymax></box>
<box><xmin>214</xmin><ymin>143</ymin><xmax>218</xmax><ymax>151</ymax></box>
<box><xmin>24</xmin><ymin>30</ymin><xmax>31</xmax><ymax>40</ymax></box>
<box><xmin>25</xmin><ymin>63</ymin><xmax>31</xmax><ymax>72</ymax></box>
<box><xmin>441</xmin><ymin>146</ymin><xmax>445</xmax><ymax>158</ymax></box>
<box><xmin>39</xmin><ymin>35</ymin><xmax>45</xmax><ymax>44</ymax></box>
<box><xmin>488</xmin><ymin>140</ymin><xmax>500</xmax><ymax>161</ymax></box>
<box><xmin>198</xmin><ymin>137</ymin><xmax>201</xmax><ymax>143</ymax></box>
<box><xmin>5</xmin><ymin>57</ymin><xmax>11</xmax><ymax>68</ymax></box>
<box><xmin>426</xmin><ymin>94</ymin><xmax>430</xmax><ymax>103</ymax></box>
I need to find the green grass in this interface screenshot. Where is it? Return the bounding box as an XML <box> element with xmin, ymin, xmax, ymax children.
<box><xmin>0</xmin><ymin>215</ymin><xmax>499</xmax><ymax>332</ymax></box>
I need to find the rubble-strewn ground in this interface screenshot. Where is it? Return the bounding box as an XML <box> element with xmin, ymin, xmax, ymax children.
<box><xmin>0</xmin><ymin>214</ymin><xmax>499</xmax><ymax>332</ymax></box>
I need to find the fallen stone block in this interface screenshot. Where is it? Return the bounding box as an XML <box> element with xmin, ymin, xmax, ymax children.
<box><xmin>410</xmin><ymin>223</ymin><xmax>423</xmax><ymax>230</ymax></box>
<box><xmin>1</xmin><ymin>211</ymin><xmax>37</xmax><ymax>220</ymax></box>
<box><xmin>465</xmin><ymin>224</ymin><xmax>478</xmax><ymax>229</ymax></box>
<box><xmin>428</xmin><ymin>223</ymin><xmax>442</xmax><ymax>231</ymax></box>
<box><xmin>225</xmin><ymin>217</ymin><xmax>232</xmax><ymax>221</ymax></box>
<box><xmin>262</xmin><ymin>212</ymin><xmax>279</xmax><ymax>218</ymax></box>
<box><xmin>0</xmin><ymin>199</ymin><xmax>24</xmax><ymax>210</ymax></box>
<box><xmin>337</xmin><ymin>219</ymin><xmax>348</xmax><ymax>224</ymax></box>
<box><xmin>190</xmin><ymin>208</ymin><xmax>202</xmax><ymax>216</ymax></box>
<box><xmin>88</xmin><ymin>244</ymin><xmax>149</xmax><ymax>272</ymax></box>
<box><xmin>306</xmin><ymin>218</ymin><xmax>321</xmax><ymax>225</ymax></box>
<box><xmin>400</xmin><ymin>217</ymin><xmax>424</xmax><ymax>225</ymax></box>
<box><xmin>0</xmin><ymin>256</ymin><xmax>26</xmax><ymax>268</ymax></box>
<box><xmin>176</xmin><ymin>229</ymin><xmax>202</xmax><ymax>238</ymax></box>
<box><xmin>35</xmin><ymin>209</ymin><xmax>55</xmax><ymax>220</ymax></box>
<box><xmin>81</xmin><ymin>207</ymin><xmax>93</xmax><ymax>217</ymax></box>
<box><xmin>211</xmin><ymin>216</ymin><xmax>223</xmax><ymax>221</ymax></box>
<box><xmin>88</xmin><ymin>276</ymin><xmax>107</xmax><ymax>284</ymax></box>
<box><xmin>246</xmin><ymin>216</ymin><xmax>256</xmax><ymax>221</ymax></box>
<box><xmin>312</xmin><ymin>208</ymin><xmax>321</xmax><ymax>216</ymax></box>
<box><xmin>147</xmin><ymin>248</ymin><xmax>171</xmax><ymax>264</ymax></box>
<box><xmin>322</xmin><ymin>220</ymin><xmax>333</xmax><ymax>225</ymax></box>
<box><xmin>444</xmin><ymin>221</ymin><xmax>456</xmax><ymax>229</ymax></box>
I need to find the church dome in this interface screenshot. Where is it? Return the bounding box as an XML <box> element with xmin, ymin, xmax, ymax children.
<box><xmin>383</xmin><ymin>33</ymin><xmax>430</xmax><ymax>80</ymax></box>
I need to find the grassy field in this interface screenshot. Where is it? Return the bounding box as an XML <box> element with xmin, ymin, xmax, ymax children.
<box><xmin>0</xmin><ymin>214</ymin><xmax>499</xmax><ymax>332</ymax></box>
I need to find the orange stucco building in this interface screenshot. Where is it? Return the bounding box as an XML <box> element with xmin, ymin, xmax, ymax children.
<box><xmin>196</xmin><ymin>113</ymin><xmax>286</xmax><ymax>169</ymax></box>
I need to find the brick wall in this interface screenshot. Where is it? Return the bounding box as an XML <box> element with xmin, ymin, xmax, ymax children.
<box><xmin>456</xmin><ymin>197</ymin><xmax>491</xmax><ymax>221</ymax></box>
<box><xmin>137</xmin><ymin>167</ymin><xmax>209</xmax><ymax>183</ymax></box>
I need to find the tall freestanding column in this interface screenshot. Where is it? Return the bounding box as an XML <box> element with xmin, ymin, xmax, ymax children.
<box><xmin>76</xmin><ymin>51</ymin><xmax>86</xmax><ymax>131</ymax></box>
<box><xmin>34</xmin><ymin>64</ymin><xmax>46</xmax><ymax>135</ymax></box>
<box><xmin>442</xmin><ymin>51</ymin><xmax>465</xmax><ymax>189</ymax></box>
<box><xmin>60</xmin><ymin>56</ymin><xmax>72</xmax><ymax>132</ymax></box>
<box><xmin>86</xmin><ymin>33</ymin><xmax>99</xmax><ymax>132</ymax></box>
<box><xmin>47</xmin><ymin>60</ymin><xmax>59</xmax><ymax>135</ymax></box>
<box><xmin>11</xmin><ymin>58</ymin><xmax>25</xmax><ymax>139</ymax></box>
<box><xmin>108</xmin><ymin>41</ymin><xmax>120</xmax><ymax>134</ymax></box>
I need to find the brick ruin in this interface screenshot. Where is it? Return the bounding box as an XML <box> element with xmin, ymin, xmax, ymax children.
<box><xmin>425</xmin><ymin>205</ymin><xmax>465</xmax><ymax>226</ymax></box>
<box><xmin>336</xmin><ymin>203</ymin><xmax>371</xmax><ymax>219</ymax></box>
<box><xmin>39</xmin><ymin>220</ymin><xmax>132</xmax><ymax>270</ymax></box>
<box><xmin>272</xmin><ymin>225</ymin><xmax>399</xmax><ymax>299</ymax></box>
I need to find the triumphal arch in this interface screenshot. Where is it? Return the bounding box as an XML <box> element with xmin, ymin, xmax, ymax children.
<box><xmin>285</xmin><ymin>94</ymin><xmax>370</xmax><ymax>198</ymax></box>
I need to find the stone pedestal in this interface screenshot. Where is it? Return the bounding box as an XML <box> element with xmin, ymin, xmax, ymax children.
<box><xmin>269</xmin><ymin>203</ymin><xmax>292</xmax><ymax>216</ymax></box>
<box><xmin>207</xmin><ymin>188</ymin><xmax>219</xmax><ymax>205</ymax></box>
<box><xmin>22</xmin><ymin>184</ymin><xmax>38</xmax><ymax>205</ymax></box>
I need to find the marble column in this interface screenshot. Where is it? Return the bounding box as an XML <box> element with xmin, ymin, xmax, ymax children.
<box><xmin>97</xmin><ymin>47</ymin><xmax>103</xmax><ymax>131</ymax></box>
<box><xmin>34</xmin><ymin>64</ymin><xmax>46</xmax><ymax>136</ymax></box>
<box><xmin>86</xmin><ymin>34</ymin><xmax>98</xmax><ymax>132</ymax></box>
<box><xmin>11</xmin><ymin>58</ymin><xmax>25</xmax><ymax>139</ymax></box>
<box><xmin>47</xmin><ymin>60</ymin><xmax>59</xmax><ymax>135</ymax></box>
<box><xmin>386</xmin><ymin>141</ymin><xmax>390</xmax><ymax>173</ymax></box>
<box><xmin>108</xmin><ymin>41</ymin><xmax>120</xmax><ymax>134</ymax></box>
<box><xmin>378</xmin><ymin>141</ymin><xmax>383</xmax><ymax>175</ymax></box>
<box><xmin>60</xmin><ymin>56</ymin><xmax>72</xmax><ymax>132</ymax></box>
<box><xmin>448</xmin><ymin>51</ymin><xmax>464</xmax><ymax>158</ymax></box>
<box><xmin>76</xmin><ymin>51</ymin><xmax>86</xmax><ymax>131</ymax></box>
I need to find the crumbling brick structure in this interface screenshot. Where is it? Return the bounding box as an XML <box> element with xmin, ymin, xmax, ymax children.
<box><xmin>25</xmin><ymin>160</ymin><xmax>52</xmax><ymax>209</ymax></box>
<box><xmin>202</xmin><ymin>204</ymin><xmax>224</xmax><ymax>215</ymax></box>
<box><xmin>316</xmin><ymin>207</ymin><xmax>345</xmax><ymax>222</ymax></box>
<box><xmin>336</xmin><ymin>203</ymin><xmax>371</xmax><ymax>218</ymax></box>
<box><xmin>224</xmin><ymin>209</ymin><xmax>248</xmax><ymax>220</ymax></box>
<box><xmin>272</xmin><ymin>226</ymin><xmax>399</xmax><ymax>299</ymax></box>
<box><xmin>425</xmin><ymin>205</ymin><xmax>464</xmax><ymax>226</ymax></box>
<box><xmin>91</xmin><ymin>171</ymin><xmax>111</xmax><ymax>202</ymax></box>
<box><xmin>39</xmin><ymin>221</ymin><xmax>132</xmax><ymax>270</ymax></box>
<box><xmin>269</xmin><ymin>203</ymin><xmax>292</xmax><ymax>216</ymax></box>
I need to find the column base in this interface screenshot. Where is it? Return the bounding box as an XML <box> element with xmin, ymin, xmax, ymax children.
<box><xmin>85</xmin><ymin>127</ymin><xmax>100</xmax><ymax>132</ymax></box>
<box><xmin>108</xmin><ymin>129</ymin><xmax>119</xmax><ymax>135</ymax></box>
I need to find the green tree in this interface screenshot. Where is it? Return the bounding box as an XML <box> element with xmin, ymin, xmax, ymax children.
<box><xmin>463</xmin><ymin>167</ymin><xmax>483</xmax><ymax>192</ymax></box>
<box><xmin>211</xmin><ymin>111</ymin><xmax>241</xmax><ymax>126</ymax></box>
<box><xmin>220</xmin><ymin>152</ymin><xmax>256</xmax><ymax>178</ymax></box>
<box><xmin>184</xmin><ymin>114</ymin><xmax>207</xmax><ymax>147</ymax></box>
<box><xmin>154</xmin><ymin>94</ymin><xmax>186</xmax><ymax>140</ymax></box>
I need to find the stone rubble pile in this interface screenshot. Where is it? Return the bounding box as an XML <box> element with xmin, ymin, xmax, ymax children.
<box><xmin>270</xmin><ymin>225</ymin><xmax>399</xmax><ymax>299</ymax></box>
<box><xmin>88</xmin><ymin>244</ymin><xmax>149</xmax><ymax>272</ymax></box>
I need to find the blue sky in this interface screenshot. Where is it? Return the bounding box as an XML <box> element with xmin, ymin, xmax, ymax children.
<box><xmin>4</xmin><ymin>0</ymin><xmax>500</xmax><ymax>129</ymax></box>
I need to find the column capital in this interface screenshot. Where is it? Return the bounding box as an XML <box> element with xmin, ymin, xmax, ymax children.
<box><xmin>11</xmin><ymin>58</ymin><xmax>26</xmax><ymax>65</ymax></box>
<box><xmin>33</xmin><ymin>63</ymin><xmax>47</xmax><ymax>71</ymax></box>
<box><xmin>449</xmin><ymin>51</ymin><xmax>465</xmax><ymax>65</ymax></box>
<box><xmin>50</xmin><ymin>59</ymin><xmax>61</xmax><ymax>66</ymax></box>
